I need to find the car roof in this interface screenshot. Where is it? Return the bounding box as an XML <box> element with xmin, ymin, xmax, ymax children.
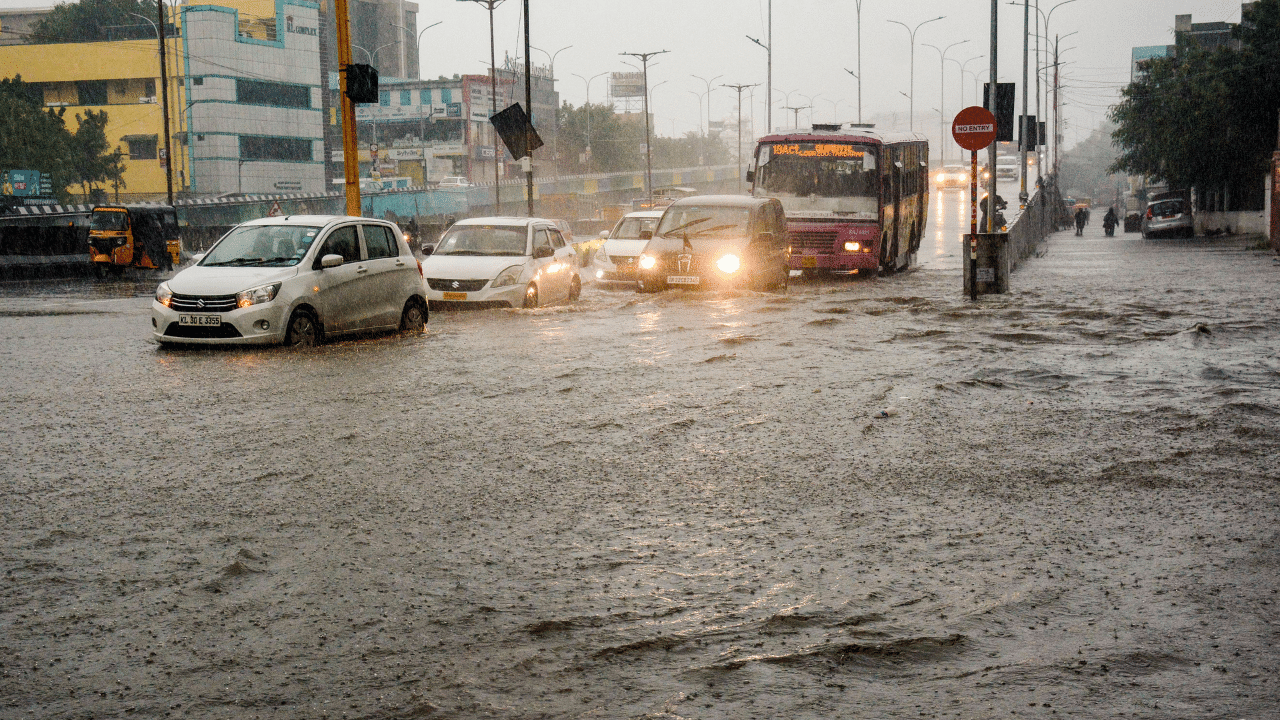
<box><xmin>622</xmin><ymin>210</ymin><xmax>665</xmax><ymax>219</ymax></box>
<box><xmin>665</xmin><ymin>194</ymin><xmax>770</xmax><ymax>209</ymax></box>
<box><xmin>451</xmin><ymin>216</ymin><xmax>560</xmax><ymax>227</ymax></box>
<box><xmin>237</xmin><ymin>215</ymin><xmax>388</xmax><ymax>227</ymax></box>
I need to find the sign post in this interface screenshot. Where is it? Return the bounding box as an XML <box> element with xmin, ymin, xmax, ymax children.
<box><xmin>952</xmin><ymin>106</ymin><xmax>998</xmax><ymax>301</ymax></box>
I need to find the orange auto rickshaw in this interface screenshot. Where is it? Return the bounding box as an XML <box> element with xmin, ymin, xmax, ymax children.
<box><xmin>87</xmin><ymin>204</ymin><xmax>181</xmax><ymax>277</ymax></box>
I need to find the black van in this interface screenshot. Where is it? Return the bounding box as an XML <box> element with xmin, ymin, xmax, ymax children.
<box><xmin>635</xmin><ymin>195</ymin><xmax>790</xmax><ymax>292</ymax></box>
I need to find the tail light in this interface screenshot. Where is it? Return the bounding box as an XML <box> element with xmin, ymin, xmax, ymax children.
<box><xmin>1145</xmin><ymin>208</ymin><xmax>1153</xmax><ymax>219</ymax></box>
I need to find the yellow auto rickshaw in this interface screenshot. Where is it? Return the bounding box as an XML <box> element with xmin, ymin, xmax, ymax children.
<box><xmin>88</xmin><ymin>204</ymin><xmax>181</xmax><ymax>276</ymax></box>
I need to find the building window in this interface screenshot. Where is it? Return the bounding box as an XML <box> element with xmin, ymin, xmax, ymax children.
<box><xmin>123</xmin><ymin>134</ymin><xmax>158</xmax><ymax>159</ymax></box>
<box><xmin>379</xmin><ymin>90</ymin><xmax>390</xmax><ymax>107</ymax></box>
<box><xmin>239</xmin><ymin>136</ymin><xmax>314</xmax><ymax>162</ymax></box>
<box><xmin>441</xmin><ymin>88</ymin><xmax>451</xmax><ymax>103</ymax></box>
<box><xmin>76</xmin><ymin>80</ymin><xmax>108</xmax><ymax>106</ymax></box>
<box><xmin>236</xmin><ymin>79</ymin><xmax>310</xmax><ymax>108</ymax></box>
<box><xmin>192</xmin><ymin>77</ymin><xmax>204</xmax><ymax>86</ymax></box>
<box><xmin>419</xmin><ymin>88</ymin><xmax>431</xmax><ymax>104</ymax></box>
<box><xmin>400</xmin><ymin>90</ymin><xmax>411</xmax><ymax>106</ymax></box>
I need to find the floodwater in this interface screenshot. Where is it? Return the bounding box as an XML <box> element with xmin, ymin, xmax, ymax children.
<box><xmin>2</xmin><ymin>193</ymin><xmax>1278</xmax><ymax>720</ymax></box>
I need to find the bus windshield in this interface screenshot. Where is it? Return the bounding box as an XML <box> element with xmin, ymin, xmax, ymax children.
<box><xmin>754</xmin><ymin>142</ymin><xmax>878</xmax><ymax>217</ymax></box>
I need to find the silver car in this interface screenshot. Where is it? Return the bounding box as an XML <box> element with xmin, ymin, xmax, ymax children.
<box><xmin>152</xmin><ymin>215</ymin><xmax>428</xmax><ymax>346</ymax></box>
<box><xmin>1141</xmin><ymin>198</ymin><xmax>1194</xmax><ymax>239</ymax></box>
<box><xmin>590</xmin><ymin>210</ymin><xmax>664</xmax><ymax>284</ymax></box>
<box><xmin>421</xmin><ymin>217</ymin><xmax>581</xmax><ymax>308</ymax></box>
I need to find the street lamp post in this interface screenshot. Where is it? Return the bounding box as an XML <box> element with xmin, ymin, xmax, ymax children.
<box><xmin>460</xmin><ymin>0</ymin><xmax>506</xmax><ymax>210</ymax></box>
<box><xmin>853</xmin><ymin>0</ymin><xmax>863</xmax><ymax>123</ymax></box>
<box><xmin>745</xmin><ymin>0</ymin><xmax>771</xmax><ymax>132</ymax></box>
<box><xmin>620</xmin><ymin>50</ymin><xmax>669</xmax><ymax>202</ymax></box>
<box><xmin>572</xmin><ymin>71</ymin><xmax>606</xmax><ymax>169</ymax></box>
<box><xmin>923</xmin><ymin>39</ymin><xmax>969</xmax><ymax>165</ymax></box>
<box><xmin>826</xmin><ymin>98</ymin><xmax>845</xmax><ymax>123</ymax></box>
<box><xmin>392</xmin><ymin>20</ymin><xmax>441</xmax><ymax>79</ymax></box>
<box><xmin>1020</xmin><ymin>0</ymin><xmax>1078</xmax><ymax>183</ymax></box>
<box><xmin>887</xmin><ymin>15</ymin><xmax>944</xmax><ymax>133</ymax></box>
<box><xmin>722</xmin><ymin>83</ymin><xmax>758</xmax><ymax>192</ymax></box>
<box><xmin>530</xmin><ymin>45</ymin><xmax>570</xmax><ymax>174</ymax></box>
<box><xmin>782</xmin><ymin>105</ymin><xmax>809</xmax><ymax>130</ymax></box>
<box><xmin>949</xmin><ymin>54</ymin><xmax>985</xmax><ymax>110</ymax></box>
<box><xmin>798</xmin><ymin>93</ymin><xmax>821</xmax><ymax>128</ymax></box>
<box><xmin>130</xmin><ymin>6</ymin><xmax>173</xmax><ymax>204</ymax></box>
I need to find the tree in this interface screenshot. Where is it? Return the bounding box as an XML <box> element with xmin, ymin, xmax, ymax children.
<box><xmin>557</xmin><ymin>101</ymin><xmax>644</xmax><ymax>174</ymax></box>
<box><xmin>0</xmin><ymin>75</ymin><xmax>121</xmax><ymax>201</ymax></box>
<box><xmin>1109</xmin><ymin>0</ymin><xmax>1279</xmax><ymax>208</ymax></box>
<box><xmin>29</xmin><ymin>0</ymin><xmax>158</xmax><ymax>44</ymax></box>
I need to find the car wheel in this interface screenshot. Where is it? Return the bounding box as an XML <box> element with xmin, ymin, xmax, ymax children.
<box><xmin>285</xmin><ymin>308</ymin><xmax>320</xmax><ymax>347</ymax></box>
<box><xmin>523</xmin><ymin>282</ymin><xmax>539</xmax><ymax>308</ymax></box>
<box><xmin>399</xmin><ymin>298</ymin><xmax>427</xmax><ymax>333</ymax></box>
<box><xmin>568</xmin><ymin>274</ymin><xmax>581</xmax><ymax>302</ymax></box>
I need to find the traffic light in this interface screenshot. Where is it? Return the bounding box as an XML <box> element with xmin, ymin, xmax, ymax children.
<box><xmin>344</xmin><ymin>64</ymin><xmax>378</xmax><ymax>103</ymax></box>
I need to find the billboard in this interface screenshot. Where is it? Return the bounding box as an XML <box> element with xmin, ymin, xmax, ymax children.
<box><xmin>610</xmin><ymin>72</ymin><xmax>645</xmax><ymax>99</ymax></box>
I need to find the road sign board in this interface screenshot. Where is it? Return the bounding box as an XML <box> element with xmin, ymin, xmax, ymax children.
<box><xmin>952</xmin><ymin>106</ymin><xmax>998</xmax><ymax>151</ymax></box>
<box><xmin>267</xmin><ymin>200</ymin><xmax>283</xmax><ymax>217</ymax></box>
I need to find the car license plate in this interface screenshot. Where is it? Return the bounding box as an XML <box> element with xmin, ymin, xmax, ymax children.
<box><xmin>442</xmin><ymin>292</ymin><xmax>467</xmax><ymax>301</ymax></box>
<box><xmin>178</xmin><ymin>314</ymin><xmax>221</xmax><ymax>327</ymax></box>
<box><xmin>666</xmin><ymin>276</ymin><xmax>699</xmax><ymax>285</ymax></box>
<box><xmin>801</xmin><ymin>256</ymin><xmax>818</xmax><ymax>268</ymax></box>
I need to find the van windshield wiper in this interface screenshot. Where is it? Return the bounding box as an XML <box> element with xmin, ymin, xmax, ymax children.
<box><xmin>661</xmin><ymin>218</ymin><xmax>709</xmax><ymax>236</ymax></box>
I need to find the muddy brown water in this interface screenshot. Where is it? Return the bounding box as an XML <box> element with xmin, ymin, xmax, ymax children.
<box><xmin>1</xmin><ymin>221</ymin><xmax>1278</xmax><ymax>719</ymax></box>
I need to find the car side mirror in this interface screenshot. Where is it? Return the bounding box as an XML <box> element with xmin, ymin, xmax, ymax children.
<box><xmin>320</xmin><ymin>253</ymin><xmax>344</xmax><ymax>268</ymax></box>
<box><xmin>745</xmin><ymin>169</ymin><xmax>755</xmax><ymax>183</ymax></box>
<box><xmin>533</xmin><ymin>245</ymin><xmax>554</xmax><ymax>259</ymax></box>
<box><xmin>638</xmin><ymin>230</ymin><xmax>653</xmax><ymax>240</ymax></box>
<box><xmin>420</xmin><ymin>243</ymin><xmax>434</xmax><ymax>256</ymax></box>
<box><xmin>598</xmin><ymin>230</ymin><xmax>608</xmax><ymax>238</ymax></box>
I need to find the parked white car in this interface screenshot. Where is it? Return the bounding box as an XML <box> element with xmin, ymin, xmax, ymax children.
<box><xmin>590</xmin><ymin>210</ymin><xmax>664</xmax><ymax>284</ymax></box>
<box><xmin>152</xmin><ymin>215</ymin><xmax>427</xmax><ymax>346</ymax></box>
<box><xmin>437</xmin><ymin>177</ymin><xmax>472</xmax><ymax>188</ymax></box>
<box><xmin>421</xmin><ymin>217</ymin><xmax>581</xmax><ymax>308</ymax></box>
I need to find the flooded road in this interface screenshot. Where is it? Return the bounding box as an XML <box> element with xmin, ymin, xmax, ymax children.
<box><xmin>2</xmin><ymin>204</ymin><xmax>1278</xmax><ymax>720</ymax></box>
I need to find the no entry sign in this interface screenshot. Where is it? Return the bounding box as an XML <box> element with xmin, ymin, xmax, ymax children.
<box><xmin>952</xmin><ymin>106</ymin><xmax>998</xmax><ymax>151</ymax></box>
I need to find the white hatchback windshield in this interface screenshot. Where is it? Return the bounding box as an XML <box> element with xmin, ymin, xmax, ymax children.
<box><xmin>201</xmin><ymin>225</ymin><xmax>322</xmax><ymax>267</ymax></box>
<box><xmin>435</xmin><ymin>225</ymin><xmax>528</xmax><ymax>256</ymax></box>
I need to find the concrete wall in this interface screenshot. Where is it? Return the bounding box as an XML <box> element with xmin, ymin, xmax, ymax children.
<box><xmin>1196</xmin><ymin>210</ymin><xmax>1268</xmax><ymax>235</ymax></box>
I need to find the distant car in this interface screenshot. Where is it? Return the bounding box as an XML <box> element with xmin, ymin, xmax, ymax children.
<box><xmin>421</xmin><ymin>217</ymin><xmax>581</xmax><ymax>308</ymax></box>
<box><xmin>1141</xmin><ymin>197</ymin><xmax>1194</xmax><ymax>239</ymax></box>
<box><xmin>635</xmin><ymin>195</ymin><xmax>790</xmax><ymax>293</ymax></box>
<box><xmin>437</xmin><ymin>177</ymin><xmax>471</xmax><ymax>187</ymax></box>
<box><xmin>995</xmin><ymin>157</ymin><xmax>1019</xmax><ymax>180</ymax></box>
<box><xmin>591</xmin><ymin>210</ymin><xmax>664</xmax><ymax>284</ymax></box>
<box><xmin>934</xmin><ymin>164</ymin><xmax>969</xmax><ymax>189</ymax></box>
<box><xmin>152</xmin><ymin>215</ymin><xmax>427</xmax><ymax>346</ymax></box>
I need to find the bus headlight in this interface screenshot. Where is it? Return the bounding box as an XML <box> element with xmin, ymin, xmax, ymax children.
<box><xmin>843</xmin><ymin>242</ymin><xmax>861</xmax><ymax>252</ymax></box>
<box><xmin>638</xmin><ymin>254</ymin><xmax>656</xmax><ymax>270</ymax></box>
<box><xmin>716</xmin><ymin>254</ymin><xmax>741</xmax><ymax>274</ymax></box>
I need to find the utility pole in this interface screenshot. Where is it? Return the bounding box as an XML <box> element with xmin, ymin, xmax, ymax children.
<box><xmin>523</xmin><ymin>0</ymin><xmax>533</xmax><ymax>217</ymax></box>
<box><xmin>986</xmin><ymin>1</ymin><xmax>998</xmax><ymax>232</ymax></box>
<box><xmin>461</xmin><ymin>0</ymin><xmax>505</xmax><ymax>211</ymax></box>
<box><xmin>1019</xmin><ymin>0</ymin><xmax>1030</xmax><ymax>207</ymax></box>
<box><xmin>855</xmin><ymin>0</ymin><xmax>863</xmax><ymax>124</ymax></box>
<box><xmin>156</xmin><ymin>0</ymin><xmax>173</xmax><ymax>204</ymax></box>
<box><xmin>745</xmin><ymin>0</ymin><xmax>771</xmax><ymax>132</ymax></box>
<box><xmin>723</xmin><ymin>83</ymin><xmax>758</xmax><ymax>192</ymax></box>
<box><xmin>783</xmin><ymin>105</ymin><xmax>808</xmax><ymax>130</ymax></box>
<box><xmin>620</xmin><ymin>50</ymin><xmax>668</xmax><ymax>203</ymax></box>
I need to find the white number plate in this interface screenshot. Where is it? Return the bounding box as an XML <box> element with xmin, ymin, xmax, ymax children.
<box><xmin>179</xmin><ymin>314</ymin><xmax>222</xmax><ymax>327</ymax></box>
<box><xmin>666</xmin><ymin>275</ymin><xmax>700</xmax><ymax>285</ymax></box>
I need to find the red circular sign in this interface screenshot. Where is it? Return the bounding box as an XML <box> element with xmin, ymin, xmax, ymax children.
<box><xmin>952</xmin><ymin>106</ymin><xmax>998</xmax><ymax>151</ymax></box>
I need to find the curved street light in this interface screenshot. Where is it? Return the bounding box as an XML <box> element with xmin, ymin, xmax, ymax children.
<box><xmin>887</xmin><ymin>15</ymin><xmax>945</xmax><ymax>132</ymax></box>
<box><xmin>923</xmin><ymin>39</ymin><xmax>969</xmax><ymax>164</ymax></box>
<box><xmin>392</xmin><ymin>20</ymin><xmax>442</xmax><ymax>79</ymax></box>
<box><xmin>353</xmin><ymin>41</ymin><xmax>399</xmax><ymax>67</ymax></box>
<box><xmin>572</xmin><ymin>71</ymin><xmax>607</xmax><ymax>168</ymax></box>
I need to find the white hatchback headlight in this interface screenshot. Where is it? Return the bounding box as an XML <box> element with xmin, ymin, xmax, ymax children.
<box><xmin>236</xmin><ymin>282</ymin><xmax>281</xmax><ymax>309</ymax></box>
<box><xmin>491</xmin><ymin>265</ymin><xmax>523</xmax><ymax>288</ymax></box>
<box><xmin>155</xmin><ymin>281</ymin><xmax>173</xmax><ymax>307</ymax></box>
<box><xmin>716</xmin><ymin>254</ymin><xmax>741</xmax><ymax>274</ymax></box>
<box><xmin>638</xmin><ymin>254</ymin><xmax>656</xmax><ymax>270</ymax></box>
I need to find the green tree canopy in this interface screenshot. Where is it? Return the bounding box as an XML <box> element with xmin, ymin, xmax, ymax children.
<box><xmin>30</xmin><ymin>0</ymin><xmax>159</xmax><ymax>44</ymax></box>
<box><xmin>1109</xmin><ymin>0</ymin><xmax>1279</xmax><ymax>200</ymax></box>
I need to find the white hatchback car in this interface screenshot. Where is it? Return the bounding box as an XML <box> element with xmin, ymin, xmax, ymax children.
<box><xmin>421</xmin><ymin>217</ymin><xmax>580</xmax><ymax>308</ymax></box>
<box><xmin>590</xmin><ymin>210</ymin><xmax>663</xmax><ymax>284</ymax></box>
<box><xmin>152</xmin><ymin>215</ymin><xmax>428</xmax><ymax>346</ymax></box>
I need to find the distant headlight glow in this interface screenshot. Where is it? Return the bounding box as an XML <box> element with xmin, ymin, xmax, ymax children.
<box><xmin>716</xmin><ymin>254</ymin><xmax>741</xmax><ymax>274</ymax></box>
<box><xmin>638</xmin><ymin>254</ymin><xmax>656</xmax><ymax>270</ymax></box>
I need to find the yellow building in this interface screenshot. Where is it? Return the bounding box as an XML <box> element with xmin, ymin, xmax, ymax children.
<box><xmin>0</xmin><ymin>36</ymin><xmax>187</xmax><ymax>200</ymax></box>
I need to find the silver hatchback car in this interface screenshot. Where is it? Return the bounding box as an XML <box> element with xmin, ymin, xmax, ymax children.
<box><xmin>152</xmin><ymin>215</ymin><xmax>428</xmax><ymax>346</ymax></box>
<box><xmin>1141</xmin><ymin>197</ymin><xmax>1194</xmax><ymax>239</ymax></box>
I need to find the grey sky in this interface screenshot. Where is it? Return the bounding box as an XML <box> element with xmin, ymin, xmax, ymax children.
<box><xmin>1</xmin><ymin>0</ymin><xmax>1253</xmax><ymax>153</ymax></box>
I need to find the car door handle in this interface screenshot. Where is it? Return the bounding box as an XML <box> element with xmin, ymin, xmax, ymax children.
<box><xmin>356</xmin><ymin>266</ymin><xmax>368</xmax><ymax>274</ymax></box>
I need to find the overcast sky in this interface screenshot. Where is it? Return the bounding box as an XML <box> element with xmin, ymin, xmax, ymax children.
<box><xmin>2</xmin><ymin>0</ymin><xmax>1254</xmax><ymax>153</ymax></box>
